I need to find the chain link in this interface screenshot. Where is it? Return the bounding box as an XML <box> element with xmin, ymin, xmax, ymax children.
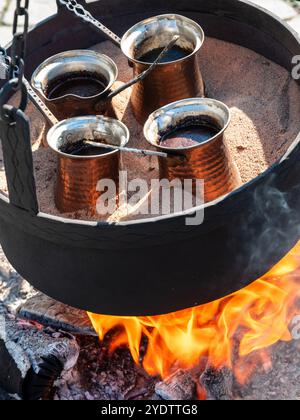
<box><xmin>13</xmin><ymin>0</ymin><xmax>29</xmax><ymax>34</ymax></box>
<box><xmin>10</xmin><ymin>0</ymin><xmax>29</xmax><ymax>86</ymax></box>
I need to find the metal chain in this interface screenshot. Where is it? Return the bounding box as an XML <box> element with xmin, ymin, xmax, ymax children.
<box><xmin>0</xmin><ymin>1</ymin><xmax>58</xmax><ymax>126</ymax></box>
<box><xmin>0</xmin><ymin>0</ymin><xmax>29</xmax><ymax>121</ymax></box>
<box><xmin>58</xmin><ymin>0</ymin><xmax>121</xmax><ymax>46</ymax></box>
<box><xmin>10</xmin><ymin>0</ymin><xmax>29</xmax><ymax>85</ymax></box>
<box><xmin>0</xmin><ymin>1</ymin><xmax>38</xmax><ymax>213</ymax></box>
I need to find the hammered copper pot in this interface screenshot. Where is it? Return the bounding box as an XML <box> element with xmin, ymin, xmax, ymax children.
<box><xmin>121</xmin><ymin>14</ymin><xmax>205</xmax><ymax>124</ymax></box>
<box><xmin>47</xmin><ymin>116</ymin><xmax>129</xmax><ymax>214</ymax></box>
<box><xmin>31</xmin><ymin>50</ymin><xmax>118</xmax><ymax>120</ymax></box>
<box><xmin>144</xmin><ymin>98</ymin><xmax>240</xmax><ymax>202</ymax></box>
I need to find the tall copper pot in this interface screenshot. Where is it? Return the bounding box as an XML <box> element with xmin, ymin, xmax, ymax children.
<box><xmin>121</xmin><ymin>14</ymin><xmax>205</xmax><ymax>124</ymax></box>
<box><xmin>144</xmin><ymin>98</ymin><xmax>241</xmax><ymax>203</ymax></box>
<box><xmin>47</xmin><ymin>116</ymin><xmax>129</xmax><ymax>214</ymax></box>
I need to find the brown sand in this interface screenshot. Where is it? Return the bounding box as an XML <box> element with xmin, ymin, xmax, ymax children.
<box><xmin>1</xmin><ymin>37</ymin><xmax>300</xmax><ymax>221</ymax></box>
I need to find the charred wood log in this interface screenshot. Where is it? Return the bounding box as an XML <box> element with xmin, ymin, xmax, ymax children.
<box><xmin>18</xmin><ymin>292</ymin><xmax>96</xmax><ymax>336</ymax></box>
<box><xmin>199</xmin><ymin>366</ymin><xmax>235</xmax><ymax>400</ymax></box>
<box><xmin>155</xmin><ymin>370</ymin><xmax>196</xmax><ymax>400</ymax></box>
<box><xmin>0</xmin><ymin>313</ymin><xmax>79</xmax><ymax>400</ymax></box>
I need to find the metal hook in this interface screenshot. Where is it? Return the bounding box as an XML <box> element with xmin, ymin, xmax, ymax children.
<box><xmin>0</xmin><ymin>79</ymin><xmax>28</xmax><ymax>122</ymax></box>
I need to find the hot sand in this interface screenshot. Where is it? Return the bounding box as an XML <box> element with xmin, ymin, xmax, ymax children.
<box><xmin>1</xmin><ymin>37</ymin><xmax>300</xmax><ymax>221</ymax></box>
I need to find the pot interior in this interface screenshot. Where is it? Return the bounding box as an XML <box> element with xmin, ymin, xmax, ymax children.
<box><xmin>31</xmin><ymin>50</ymin><xmax>118</xmax><ymax>100</ymax></box>
<box><xmin>47</xmin><ymin>116</ymin><xmax>129</xmax><ymax>158</ymax></box>
<box><xmin>121</xmin><ymin>14</ymin><xmax>204</xmax><ymax>64</ymax></box>
<box><xmin>144</xmin><ymin>98</ymin><xmax>230</xmax><ymax>150</ymax></box>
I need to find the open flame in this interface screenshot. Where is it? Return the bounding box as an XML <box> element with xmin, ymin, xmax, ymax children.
<box><xmin>88</xmin><ymin>241</ymin><xmax>300</xmax><ymax>385</ymax></box>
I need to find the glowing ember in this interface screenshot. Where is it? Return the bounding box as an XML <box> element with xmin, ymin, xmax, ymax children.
<box><xmin>88</xmin><ymin>241</ymin><xmax>300</xmax><ymax>385</ymax></box>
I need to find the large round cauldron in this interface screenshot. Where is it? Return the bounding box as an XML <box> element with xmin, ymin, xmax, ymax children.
<box><xmin>1</xmin><ymin>0</ymin><xmax>300</xmax><ymax>316</ymax></box>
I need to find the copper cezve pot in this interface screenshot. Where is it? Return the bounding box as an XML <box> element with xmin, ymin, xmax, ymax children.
<box><xmin>121</xmin><ymin>14</ymin><xmax>205</xmax><ymax>124</ymax></box>
<box><xmin>31</xmin><ymin>50</ymin><xmax>118</xmax><ymax>121</ymax></box>
<box><xmin>144</xmin><ymin>98</ymin><xmax>241</xmax><ymax>203</ymax></box>
<box><xmin>47</xmin><ymin>115</ymin><xmax>129</xmax><ymax>214</ymax></box>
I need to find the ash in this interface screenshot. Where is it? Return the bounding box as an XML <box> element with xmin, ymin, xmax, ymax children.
<box><xmin>0</xmin><ymin>244</ymin><xmax>300</xmax><ymax>400</ymax></box>
<box><xmin>54</xmin><ymin>337</ymin><xmax>157</xmax><ymax>401</ymax></box>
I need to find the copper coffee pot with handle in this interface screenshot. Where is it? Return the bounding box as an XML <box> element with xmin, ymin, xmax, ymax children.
<box><xmin>144</xmin><ymin>98</ymin><xmax>241</xmax><ymax>203</ymax></box>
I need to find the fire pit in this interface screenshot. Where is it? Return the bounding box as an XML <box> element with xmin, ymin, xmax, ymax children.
<box><xmin>0</xmin><ymin>243</ymin><xmax>299</xmax><ymax>400</ymax></box>
<box><xmin>1</xmin><ymin>0</ymin><xmax>300</xmax><ymax>317</ymax></box>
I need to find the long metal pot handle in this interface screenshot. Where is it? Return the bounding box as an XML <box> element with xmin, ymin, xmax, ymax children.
<box><xmin>102</xmin><ymin>36</ymin><xmax>180</xmax><ymax>102</ymax></box>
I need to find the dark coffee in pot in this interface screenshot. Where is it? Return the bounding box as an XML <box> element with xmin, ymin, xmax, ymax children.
<box><xmin>46</xmin><ymin>72</ymin><xmax>107</xmax><ymax>99</ymax></box>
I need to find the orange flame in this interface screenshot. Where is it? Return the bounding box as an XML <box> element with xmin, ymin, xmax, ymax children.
<box><xmin>88</xmin><ymin>241</ymin><xmax>300</xmax><ymax>384</ymax></box>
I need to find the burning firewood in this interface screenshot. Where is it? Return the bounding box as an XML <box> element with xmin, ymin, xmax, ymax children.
<box><xmin>0</xmin><ymin>313</ymin><xmax>79</xmax><ymax>400</ymax></box>
<box><xmin>18</xmin><ymin>292</ymin><xmax>96</xmax><ymax>336</ymax></box>
<box><xmin>155</xmin><ymin>369</ymin><xmax>196</xmax><ymax>400</ymax></box>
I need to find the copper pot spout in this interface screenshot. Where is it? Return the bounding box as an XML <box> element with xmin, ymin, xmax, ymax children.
<box><xmin>31</xmin><ymin>50</ymin><xmax>118</xmax><ymax>120</ymax></box>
